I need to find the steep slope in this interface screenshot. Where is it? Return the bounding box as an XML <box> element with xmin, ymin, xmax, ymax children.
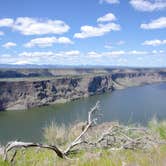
<box><xmin>0</xmin><ymin>69</ymin><xmax>166</xmax><ymax>111</ymax></box>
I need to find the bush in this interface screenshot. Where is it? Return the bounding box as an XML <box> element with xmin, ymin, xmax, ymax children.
<box><xmin>43</xmin><ymin>121</ymin><xmax>85</xmax><ymax>146</ymax></box>
<box><xmin>148</xmin><ymin>118</ymin><xmax>166</xmax><ymax>140</ymax></box>
<box><xmin>43</xmin><ymin>122</ymin><xmax>68</xmax><ymax>146</ymax></box>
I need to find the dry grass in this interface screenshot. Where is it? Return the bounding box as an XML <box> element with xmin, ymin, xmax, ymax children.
<box><xmin>0</xmin><ymin>119</ymin><xmax>166</xmax><ymax>166</ymax></box>
<box><xmin>43</xmin><ymin>122</ymin><xmax>68</xmax><ymax>146</ymax></box>
<box><xmin>43</xmin><ymin>122</ymin><xmax>85</xmax><ymax>146</ymax></box>
<box><xmin>0</xmin><ymin>145</ymin><xmax>166</xmax><ymax>166</ymax></box>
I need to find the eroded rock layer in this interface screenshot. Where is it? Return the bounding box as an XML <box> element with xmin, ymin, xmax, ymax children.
<box><xmin>0</xmin><ymin>68</ymin><xmax>166</xmax><ymax>110</ymax></box>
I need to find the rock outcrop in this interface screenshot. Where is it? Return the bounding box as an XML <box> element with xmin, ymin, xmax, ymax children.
<box><xmin>0</xmin><ymin>68</ymin><xmax>166</xmax><ymax>110</ymax></box>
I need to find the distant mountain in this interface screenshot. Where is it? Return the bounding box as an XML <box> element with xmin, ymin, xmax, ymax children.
<box><xmin>0</xmin><ymin>64</ymin><xmax>165</xmax><ymax>69</ymax></box>
<box><xmin>0</xmin><ymin>64</ymin><xmax>124</xmax><ymax>69</ymax></box>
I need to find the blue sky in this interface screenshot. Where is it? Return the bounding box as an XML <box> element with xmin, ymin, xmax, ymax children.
<box><xmin>0</xmin><ymin>0</ymin><xmax>166</xmax><ymax>67</ymax></box>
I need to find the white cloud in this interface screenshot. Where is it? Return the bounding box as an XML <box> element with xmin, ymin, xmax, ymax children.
<box><xmin>9</xmin><ymin>50</ymin><xmax>81</xmax><ymax>65</ymax></box>
<box><xmin>143</xmin><ymin>39</ymin><xmax>166</xmax><ymax>46</ymax></box>
<box><xmin>97</xmin><ymin>13</ymin><xmax>116</xmax><ymax>22</ymax></box>
<box><xmin>14</xmin><ymin>60</ymin><xmax>32</xmax><ymax>65</ymax></box>
<box><xmin>74</xmin><ymin>13</ymin><xmax>120</xmax><ymax>39</ymax></box>
<box><xmin>19</xmin><ymin>51</ymin><xmax>54</xmax><ymax>58</ymax></box>
<box><xmin>64</xmin><ymin>50</ymin><xmax>80</xmax><ymax>56</ymax></box>
<box><xmin>0</xmin><ymin>18</ymin><xmax>14</xmax><ymax>27</ymax></box>
<box><xmin>104</xmin><ymin>50</ymin><xmax>125</xmax><ymax>56</ymax></box>
<box><xmin>87</xmin><ymin>51</ymin><xmax>103</xmax><ymax>58</ymax></box>
<box><xmin>100</xmin><ymin>0</ymin><xmax>120</xmax><ymax>4</ymax></box>
<box><xmin>130</xmin><ymin>0</ymin><xmax>166</xmax><ymax>12</ymax></box>
<box><xmin>74</xmin><ymin>23</ymin><xmax>120</xmax><ymax>38</ymax></box>
<box><xmin>87</xmin><ymin>50</ymin><xmax>125</xmax><ymax>57</ymax></box>
<box><xmin>1</xmin><ymin>49</ymin><xmax>165</xmax><ymax>66</ymax></box>
<box><xmin>128</xmin><ymin>50</ymin><xmax>148</xmax><ymax>55</ymax></box>
<box><xmin>141</xmin><ymin>17</ymin><xmax>166</xmax><ymax>29</ymax></box>
<box><xmin>24</xmin><ymin>37</ymin><xmax>73</xmax><ymax>48</ymax></box>
<box><xmin>0</xmin><ymin>17</ymin><xmax>70</xmax><ymax>35</ymax></box>
<box><xmin>2</xmin><ymin>42</ymin><xmax>17</xmax><ymax>48</ymax></box>
<box><xmin>0</xmin><ymin>31</ymin><xmax>4</xmax><ymax>35</ymax></box>
<box><xmin>19</xmin><ymin>50</ymin><xmax>80</xmax><ymax>58</ymax></box>
<box><xmin>87</xmin><ymin>50</ymin><xmax>159</xmax><ymax>57</ymax></box>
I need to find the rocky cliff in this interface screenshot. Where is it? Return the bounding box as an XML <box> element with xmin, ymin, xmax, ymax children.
<box><xmin>0</xmin><ymin>68</ymin><xmax>166</xmax><ymax>110</ymax></box>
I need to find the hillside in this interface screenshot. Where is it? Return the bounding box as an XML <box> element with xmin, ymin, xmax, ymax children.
<box><xmin>0</xmin><ymin>68</ymin><xmax>166</xmax><ymax>110</ymax></box>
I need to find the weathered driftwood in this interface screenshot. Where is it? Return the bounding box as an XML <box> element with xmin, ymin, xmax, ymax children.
<box><xmin>1</xmin><ymin>101</ymin><xmax>165</xmax><ymax>163</ymax></box>
<box><xmin>64</xmin><ymin>101</ymin><xmax>100</xmax><ymax>155</ymax></box>
<box><xmin>3</xmin><ymin>141</ymin><xmax>65</xmax><ymax>162</ymax></box>
<box><xmin>1</xmin><ymin>101</ymin><xmax>100</xmax><ymax>162</ymax></box>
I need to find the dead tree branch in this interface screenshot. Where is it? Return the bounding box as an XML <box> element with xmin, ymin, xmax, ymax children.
<box><xmin>3</xmin><ymin>141</ymin><xmax>65</xmax><ymax>162</ymax></box>
<box><xmin>64</xmin><ymin>101</ymin><xmax>100</xmax><ymax>155</ymax></box>
<box><xmin>1</xmin><ymin>101</ymin><xmax>101</xmax><ymax>162</ymax></box>
<box><xmin>1</xmin><ymin>101</ymin><xmax>165</xmax><ymax>163</ymax></box>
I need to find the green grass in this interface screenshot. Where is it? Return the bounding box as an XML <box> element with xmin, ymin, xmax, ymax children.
<box><xmin>0</xmin><ymin>145</ymin><xmax>166</xmax><ymax>166</ymax></box>
<box><xmin>0</xmin><ymin>120</ymin><xmax>165</xmax><ymax>166</ymax></box>
<box><xmin>148</xmin><ymin>118</ymin><xmax>166</xmax><ymax>139</ymax></box>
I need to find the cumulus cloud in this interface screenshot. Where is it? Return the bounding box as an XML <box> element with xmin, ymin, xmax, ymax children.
<box><xmin>103</xmin><ymin>50</ymin><xmax>125</xmax><ymax>56</ymax></box>
<box><xmin>0</xmin><ymin>50</ymin><xmax>165</xmax><ymax>66</ymax></box>
<box><xmin>74</xmin><ymin>13</ymin><xmax>120</xmax><ymax>39</ymax></box>
<box><xmin>87</xmin><ymin>51</ymin><xmax>103</xmax><ymax>58</ymax></box>
<box><xmin>130</xmin><ymin>0</ymin><xmax>166</xmax><ymax>12</ymax></box>
<box><xmin>128</xmin><ymin>50</ymin><xmax>148</xmax><ymax>55</ymax></box>
<box><xmin>19</xmin><ymin>50</ymin><xmax>80</xmax><ymax>58</ymax></box>
<box><xmin>100</xmin><ymin>0</ymin><xmax>120</xmax><ymax>4</ymax></box>
<box><xmin>74</xmin><ymin>23</ymin><xmax>120</xmax><ymax>38</ymax></box>
<box><xmin>141</xmin><ymin>17</ymin><xmax>166</xmax><ymax>29</ymax></box>
<box><xmin>87</xmin><ymin>50</ymin><xmax>160</xmax><ymax>57</ymax></box>
<box><xmin>5</xmin><ymin>50</ymin><xmax>81</xmax><ymax>65</ymax></box>
<box><xmin>0</xmin><ymin>18</ymin><xmax>14</xmax><ymax>27</ymax></box>
<box><xmin>97</xmin><ymin>13</ymin><xmax>116</xmax><ymax>22</ymax></box>
<box><xmin>0</xmin><ymin>17</ymin><xmax>70</xmax><ymax>35</ymax></box>
<box><xmin>143</xmin><ymin>39</ymin><xmax>166</xmax><ymax>46</ymax></box>
<box><xmin>19</xmin><ymin>51</ymin><xmax>55</xmax><ymax>58</ymax></box>
<box><xmin>24</xmin><ymin>37</ymin><xmax>73</xmax><ymax>48</ymax></box>
<box><xmin>2</xmin><ymin>42</ymin><xmax>17</xmax><ymax>48</ymax></box>
<box><xmin>64</xmin><ymin>50</ymin><xmax>80</xmax><ymax>56</ymax></box>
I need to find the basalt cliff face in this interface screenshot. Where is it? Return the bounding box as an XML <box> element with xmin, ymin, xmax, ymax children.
<box><xmin>0</xmin><ymin>69</ymin><xmax>166</xmax><ymax>110</ymax></box>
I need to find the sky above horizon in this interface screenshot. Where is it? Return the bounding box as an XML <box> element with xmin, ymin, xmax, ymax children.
<box><xmin>0</xmin><ymin>0</ymin><xmax>166</xmax><ymax>67</ymax></box>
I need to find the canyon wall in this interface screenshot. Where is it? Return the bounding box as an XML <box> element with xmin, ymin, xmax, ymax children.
<box><xmin>0</xmin><ymin>69</ymin><xmax>166</xmax><ymax>110</ymax></box>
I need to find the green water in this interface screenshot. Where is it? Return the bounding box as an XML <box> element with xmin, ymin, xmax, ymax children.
<box><xmin>0</xmin><ymin>83</ymin><xmax>166</xmax><ymax>144</ymax></box>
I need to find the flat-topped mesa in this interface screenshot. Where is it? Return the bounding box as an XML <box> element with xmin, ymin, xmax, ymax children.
<box><xmin>0</xmin><ymin>68</ymin><xmax>166</xmax><ymax>111</ymax></box>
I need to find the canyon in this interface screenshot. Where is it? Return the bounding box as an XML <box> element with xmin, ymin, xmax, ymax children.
<box><xmin>0</xmin><ymin>68</ymin><xmax>166</xmax><ymax>111</ymax></box>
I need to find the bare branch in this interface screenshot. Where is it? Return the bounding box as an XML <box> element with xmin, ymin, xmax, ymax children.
<box><xmin>2</xmin><ymin>102</ymin><xmax>101</xmax><ymax>162</ymax></box>
<box><xmin>88</xmin><ymin>101</ymin><xmax>100</xmax><ymax>124</ymax></box>
<box><xmin>3</xmin><ymin>141</ymin><xmax>65</xmax><ymax>161</ymax></box>
<box><xmin>64</xmin><ymin>101</ymin><xmax>100</xmax><ymax>155</ymax></box>
<box><xmin>2</xmin><ymin>101</ymin><xmax>165</xmax><ymax>163</ymax></box>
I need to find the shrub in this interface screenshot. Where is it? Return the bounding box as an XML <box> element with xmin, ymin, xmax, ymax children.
<box><xmin>43</xmin><ymin>122</ymin><xmax>68</xmax><ymax>146</ymax></box>
<box><xmin>148</xmin><ymin>118</ymin><xmax>166</xmax><ymax>140</ymax></box>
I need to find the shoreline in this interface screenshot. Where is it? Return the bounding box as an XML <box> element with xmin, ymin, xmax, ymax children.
<box><xmin>1</xmin><ymin>80</ymin><xmax>166</xmax><ymax>112</ymax></box>
<box><xmin>1</xmin><ymin>68</ymin><xmax>166</xmax><ymax>111</ymax></box>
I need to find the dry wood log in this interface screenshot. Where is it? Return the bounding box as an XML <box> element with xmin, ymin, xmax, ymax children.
<box><xmin>1</xmin><ymin>101</ymin><xmax>165</xmax><ymax>163</ymax></box>
<box><xmin>3</xmin><ymin>141</ymin><xmax>65</xmax><ymax>162</ymax></box>
<box><xmin>2</xmin><ymin>101</ymin><xmax>101</xmax><ymax>163</ymax></box>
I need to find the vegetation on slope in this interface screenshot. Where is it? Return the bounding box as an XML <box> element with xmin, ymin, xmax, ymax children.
<box><xmin>0</xmin><ymin>103</ymin><xmax>165</xmax><ymax>166</ymax></box>
<box><xmin>0</xmin><ymin>120</ymin><xmax>165</xmax><ymax>166</ymax></box>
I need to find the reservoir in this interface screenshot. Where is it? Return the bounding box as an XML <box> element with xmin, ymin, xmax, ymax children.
<box><xmin>0</xmin><ymin>83</ymin><xmax>166</xmax><ymax>144</ymax></box>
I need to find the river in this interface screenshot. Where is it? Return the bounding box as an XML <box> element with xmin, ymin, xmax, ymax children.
<box><xmin>0</xmin><ymin>83</ymin><xmax>166</xmax><ymax>144</ymax></box>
